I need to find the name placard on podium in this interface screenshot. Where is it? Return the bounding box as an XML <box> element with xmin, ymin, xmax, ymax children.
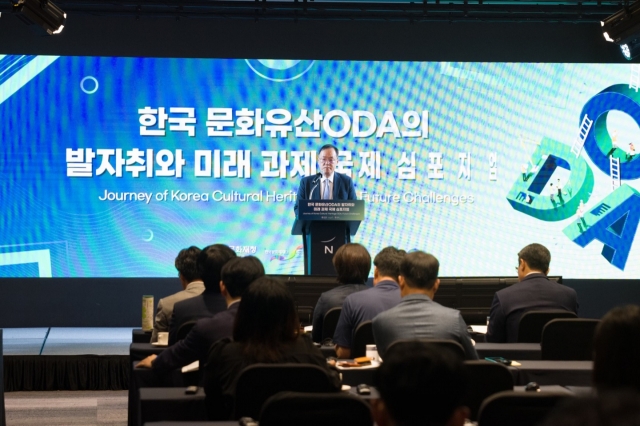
<box><xmin>297</xmin><ymin>201</ymin><xmax>365</xmax><ymax>223</ymax></box>
<box><xmin>292</xmin><ymin>200</ymin><xmax>365</xmax><ymax>275</ymax></box>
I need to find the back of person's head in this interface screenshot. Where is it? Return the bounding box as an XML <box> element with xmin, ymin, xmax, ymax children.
<box><xmin>593</xmin><ymin>305</ymin><xmax>640</xmax><ymax>393</ymax></box>
<box><xmin>399</xmin><ymin>251</ymin><xmax>439</xmax><ymax>290</ymax></box>
<box><xmin>198</xmin><ymin>244</ymin><xmax>237</xmax><ymax>291</ymax></box>
<box><xmin>221</xmin><ymin>256</ymin><xmax>265</xmax><ymax>298</ymax></box>
<box><xmin>374</xmin><ymin>341</ymin><xmax>468</xmax><ymax>426</ymax></box>
<box><xmin>540</xmin><ymin>391</ymin><xmax>640</xmax><ymax>426</ymax></box>
<box><xmin>518</xmin><ymin>243</ymin><xmax>550</xmax><ymax>273</ymax></box>
<box><xmin>374</xmin><ymin>246</ymin><xmax>407</xmax><ymax>279</ymax></box>
<box><xmin>233</xmin><ymin>277</ymin><xmax>300</xmax><ymax>362</ymax></box>
<box><xmin>174</xmin><ymin>246</ymin><xmax>202</xmax><ymax>282</ymax></box>
<box><xmin>333</xmin><ymin>243</ymin><xmax>371</xmax><ymax>284</ymax></box>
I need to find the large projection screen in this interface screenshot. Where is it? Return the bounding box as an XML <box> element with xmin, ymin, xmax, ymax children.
<box><xmin>2</xmin><ymin>55</ymin><xmax>640</xmax><ymax>279</ymax></box>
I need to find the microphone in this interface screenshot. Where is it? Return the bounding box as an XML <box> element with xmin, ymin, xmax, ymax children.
<box><xmin>309</xmin><ymin>173</ymin><xmax>322</xmax><ymax>198</ymax></box>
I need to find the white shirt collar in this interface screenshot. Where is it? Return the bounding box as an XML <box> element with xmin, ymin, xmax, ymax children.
<box><xmin>321</xmin><ymin>173</ymin><xmax>335</xmax><ymax>183</ymax></box>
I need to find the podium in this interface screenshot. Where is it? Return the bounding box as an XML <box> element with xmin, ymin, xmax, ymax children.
<box><xmin>292</xmin><ymin>200</ymin><xmax>365</xmax><ymax>275</ymax></box>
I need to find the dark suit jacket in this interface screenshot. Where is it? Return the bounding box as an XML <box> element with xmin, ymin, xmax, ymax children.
<box><xmin>294</xmin><ymin>172</ymin><xmax>357</xmax><ymax>217</ymax></box>
<box><xmin>311</xmin><ymin>283</ymin><xmax>367</xmax><ymax>342</ymax></box>
<box><xmin>169</xmin><ymin>290</ymin><xmax>228</xmax><ymax>345</ymax></box>
<box><xmin>153</xmin><ymin>302</ymin><xmax>239</xmax><ymax>373</ymax></box>
<box><xmin>485</xmin><ymin>273</ymin><xmax>579</xmax><ymax>343</ymax></box>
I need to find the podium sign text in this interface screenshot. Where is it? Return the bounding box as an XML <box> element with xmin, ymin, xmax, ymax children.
<box><xmin>297</xmin><ymin>201</ymin><xmax>365</xmax><ymax>222</ymax></box>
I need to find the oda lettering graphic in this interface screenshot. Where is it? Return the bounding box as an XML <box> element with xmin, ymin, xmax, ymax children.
<box><xmin>508</xmin><ymin>84</ymin><xmax>640</xmax><ymax>270</ymax></box>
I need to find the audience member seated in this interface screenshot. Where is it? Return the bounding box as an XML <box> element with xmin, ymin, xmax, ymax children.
<box><xmin>371</xmin><ymin>340</ymin><xmax>469</xmax><ymax>426</ymax></box>
<box><xmin>540</xmin><ymin>391</ymin><xmax>640</xmax><ymax>426</ymax></box>
<box><xmin>311</xmin><ymin>243</ymin><xmax>370</xmax><ymax>343</ymax></box>
<box><xmin>373</xmin><ymin>251</ymin><xmax>478</xmax><ymax>360</ymax></box>
<box><xmin>169</xmin><ymin>244</ymin><xmax>236</xmax><ymax>345</ymax></box>
<box><xmin>485</xmin><ymin>243</ymin><xmax>578</xmax><ymax>343</ymax></box>
<box><xmin>593</xmin><ymin>304</ymin><xmax>640</xmax><ymax>394</ymax></box>
<box><xmin>333</xmin><ymin>246</ymin><xmax>405</xmax><ymax>359</ymax></box>
<box><xmin>204</xmin><ymin>277</ymin><xmax>341</xmax><ymax>420</ymax></box>
<box><xmin>151</xmin><ymin>246</ymin><xmax>203</xmax><ymax>343</ymax></box>
<box><xmin>136</xmin><ymin>256</ymin><xmax>265</xmax><ymax>373</ymax></box>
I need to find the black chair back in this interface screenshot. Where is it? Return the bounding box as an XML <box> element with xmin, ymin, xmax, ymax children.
<box><xmin>298</xmin><ymin>305</ymin><xmax>314</xmax><ymax>327</ymax></box>
<box><xmin>233</xmin><ymin>364</ymin><xmax>340</xmax><ymax>420</ymax></box>
<box><xmin>260</xmin><ymin>391</ymin><xmax>373</xmax><ymax>426</ymax></box>
<box><xmin>352</xmin><ymin>321</ymin><xmax>375</xmax><ymax>358</ymax></box>
<box><xmin>517</xmin><ymin>310</ymin><xmax>577</xmax><ymax>343</ymax></box>
<box><xmin>322</xmin><ymin>307</ymin><xmax>342</xmax><ymax>342</ymax></box>
<box><xmin>463</xmin><ymin>360</ymin><xmax>514</xmax><ymax>421</ymax></box>
<box><xmin>541</xmin><ymin>318</ymin><xmax>600</xmax><ymax>360</ymax></box>
<box><xmin>478</xmin><ymin>391</ymin><xmax>568</xmax><ymax>426</ymax></box>
<box><xmin>176</xmin><ymin>320</ymin><xmax>197</xmax><ymax>342</ymax></box>
<box><xmin>387</xmin><ymin>339</ymin><xmax>466</xmax><ymax>361</ymax></box>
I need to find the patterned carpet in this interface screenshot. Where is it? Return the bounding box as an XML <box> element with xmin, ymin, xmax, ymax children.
<box><xmin>4</xmin><ymin>390</ymin><xmax>127</xmax><ymax>425</ymax></box>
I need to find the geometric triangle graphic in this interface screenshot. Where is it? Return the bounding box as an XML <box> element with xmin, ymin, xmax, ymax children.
<box><xmin>607</xmin><ymin>212</ymin><xmax>629</xmax><ymax>237</ymax></box>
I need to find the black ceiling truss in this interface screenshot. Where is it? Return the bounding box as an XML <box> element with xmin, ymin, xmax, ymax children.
<box><xmin>1</xmin><ymin>0</ymin><xmax>629</xmax><ymax>22</ymax></box>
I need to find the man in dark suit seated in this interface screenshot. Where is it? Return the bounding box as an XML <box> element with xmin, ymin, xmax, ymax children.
<box><xmin>373</xmin><ymin>251</ymin><xmax>478</xmax><ymax>360</ymax></box>
<box><xmin>168</xmin><ymin>244</ymin><xmax>236</xmax><ymax>345</ymax></box>
<box><xmin>151</xmin><ymin>246</ymin><xmax>203</xmax><ymax>343</ymax></box>
<box><xmin>371</xmin><ymin>340</ymin><xmax>469</xmax><ymax>426</ymax></box>
<box><xmin>136</xmin><ymin>256</ymin><xmax>265</xmax><ymax>372</ymax></box>
<box><xmin>485</xmin><ymin>243</ymin><xmax>579</xmax><ymax>343</ymax></box>
<box><xmin>311</xmin><ymin>243</ymin><xmax>370</xmax><ymax>343</ymax></box>
<box><xmin>333</xmin><ymin>246</ymin><xmax>405</xmax><ymax>359</ymax></box>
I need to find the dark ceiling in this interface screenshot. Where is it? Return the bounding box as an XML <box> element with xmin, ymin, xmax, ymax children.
<box><xmin>0</xmin><ymin>0</ymin><xmax>629</xmax><ymax>22</ymax></box>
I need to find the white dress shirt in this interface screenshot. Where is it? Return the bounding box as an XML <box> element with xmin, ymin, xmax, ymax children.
<box><xmin>321</xmin><ymin>173</ymin><xmax>334</xmax><ymax>199</ymax></box>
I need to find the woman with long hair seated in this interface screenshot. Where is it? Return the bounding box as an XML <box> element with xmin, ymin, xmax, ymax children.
<box><xmin>204</xmin><ymin>276</ymin><xmax>341</xmax><ymax>419</ymax></box>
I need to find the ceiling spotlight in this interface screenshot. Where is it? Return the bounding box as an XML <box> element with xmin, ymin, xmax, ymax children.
<box><xmin>601</xmin><ymin>1</ymin><xmax>640</xmax><ymax>60</ymax></box>
<box><xmin>12</xmin><ymin>0</ymin><xmax>66</xmax><ymax>35</ymax></box>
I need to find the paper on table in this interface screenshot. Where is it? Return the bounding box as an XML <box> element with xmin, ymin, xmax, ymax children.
<box><xmin>336</xmin><ymin>360</ymin><xmax>381</xmax><ymax>370</ymax></box>
<box><xmin>181</xmin><ymin>360</ymin><xmax>199</xmax><ymax>373</ymax></box>
<box><xmin>470</xmin><ymin>325</ymin><xmax>487</xmax><ymax>334</ymax></box>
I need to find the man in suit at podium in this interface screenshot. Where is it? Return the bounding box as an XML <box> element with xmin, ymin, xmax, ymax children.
<box><xmin>293</xmin><ymin>144</ymin><xmax>357</xmax><ymax>216</ymax></box>
<box><xmin>294</xmin><ymin>144</ymin><xmax>357</xmax><ymax>274</ymax></box>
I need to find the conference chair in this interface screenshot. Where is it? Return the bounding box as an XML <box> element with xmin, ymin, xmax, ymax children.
<box><xmin>175</xmin><ymin>320</ymin><xmax>197</xmax><ymax>342</ymax></box>
<box><xmin>352</xmin><ymin>321</ymin><xmax>375</xmax><ymax>358</ymax></box>
<box><xmin>260</xmin><ymin>391</ymin><xmax>373</xmax><ymax>426</ymax></box>
<box><xmin>387</xmin><ymin>339</ymin><xmax>466</xmax><ymax>361</ymax></box>
<box><xmin>517</xmin><ymin>310</ymin><xmax>578</xmax><ymax>343</ymax></box>
<box><xmin>463</xmin><ymin>360</ymin><xmax>515</xmax><ymax>421</ymax></box>
<box><xmin>298</xmin><ymin>305</ymin><xmax>315</xmax><ymax>326</ymax></box>
<box><xmin>541</xmin><ymin>318</ymin><xmax>600</xmax><ymax>360</ymax></box>
<box><xmin>477</xmin><ymin>391</ymin><xmax>569</xmax><ymax>426</ymax></box>
<box><xmin>232</xmin><ymin>364</ymin><xmax>340</xmax><ymax>420</ymax></box>
<box><xmin>322</xmin><ymin>307</ymin><xmax>342</xmax><ymax>342</ymax></box>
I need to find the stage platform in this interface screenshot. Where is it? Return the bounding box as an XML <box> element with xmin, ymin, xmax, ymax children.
<box><xmin>2</xmin><ymin>328</ymin><xmax>134</xmax><ymax>392</ymax></box>
<box><xmin>3</xmin><ymin>328</ymin><xmax>133</xmax><ymax>356</ymax></box>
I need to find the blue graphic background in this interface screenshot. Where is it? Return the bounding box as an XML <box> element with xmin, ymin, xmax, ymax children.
<box><xmin>1</xmin><ymin>56</ymin><xmax>640</xmax><ymax>278</ymax></box>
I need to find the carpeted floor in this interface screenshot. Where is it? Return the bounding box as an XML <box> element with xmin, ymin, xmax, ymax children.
<box><xmin>4</xmin><ymin>390</ymin><xmax>128</xmax><ymax>425</ymax></box>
